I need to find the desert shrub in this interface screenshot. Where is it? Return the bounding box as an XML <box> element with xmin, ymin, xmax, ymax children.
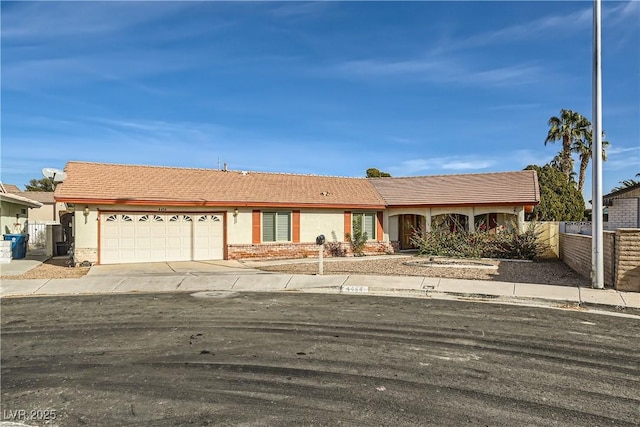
<box><xmin>410</xmin><ymin>220</ymin><xmax>547</xmax><ymax>260</ymax></box>
<box><xmin>326</xmin><ymin>231</ymin><xmax>347</xmax><ymax>257</ymax></box>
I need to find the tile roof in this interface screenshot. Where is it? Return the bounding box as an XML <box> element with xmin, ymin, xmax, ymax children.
<box><xmin>54</xmin><ymin>162</ymin><xmax>539</xmax><ymax>209</ymax></box>
<box><xmin>369</xmin><ymin>170</ymin><xmax>540</xmax><ymax>207</ymax></box>
<box><xmin>0</xmin><ymin>192</ymin><xmax>43</xmax><ymax>208</ymax></box>
<box><xmin>2</xmin><ymin>184</ymin><xmax>55</xmax><ymax>203</ymax></box>
<box><xmin>2</xmin><ymin>184</ymin><xmax>22</xmax><ymax>193</ymax></box>
<box><xmin>16</xmin><ymin>191</ymin><xmax>55</xmax><ymax>204</ymax></box>
<box><xmin>54</xmin><ymin>161</ymin><xmax>386</xmax><ymax>208</ymax></box>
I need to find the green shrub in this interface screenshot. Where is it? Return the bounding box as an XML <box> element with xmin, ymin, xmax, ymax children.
<box><xmin>346</xmin><ymin>215</ymin><xmax>368</xmax><ymax>256</ymax></box>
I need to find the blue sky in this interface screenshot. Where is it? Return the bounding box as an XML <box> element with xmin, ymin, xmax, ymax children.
<box><xmin>1</xmin><ymin>1</ymin><xmax>638</xmax><ymax>199</ymax></box>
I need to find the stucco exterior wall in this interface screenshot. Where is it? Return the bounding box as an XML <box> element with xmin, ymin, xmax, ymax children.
<box><xmin>28</xmin><ymin>204</ymin><xmax>56</xmax><ymax>223</ymax></box>
<box><xmin>227</xmin><ymin>209</ymin><xmax>252</xmax><ymax>244</ymax></box>
<box><xmin>299</xmin><ymin>209</ymin><xmax>346</xmax><ymax>243</ymax></box>
<box><xmin>1</xmin><ymin>201</ymin><xmax>28</xmax><ymax>235</ymax></box>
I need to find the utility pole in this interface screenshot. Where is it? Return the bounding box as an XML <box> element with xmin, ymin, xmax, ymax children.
<box><xmin>591</xmin><ymin>0</ymin><xmax>604</xmax><ymax>289</ymax></box>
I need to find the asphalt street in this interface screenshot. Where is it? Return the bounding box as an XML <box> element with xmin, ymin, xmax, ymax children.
<box><xmin>1</xmin><ymin>292</ymin><xmax>639</xmax><ymax>426</ymax></box>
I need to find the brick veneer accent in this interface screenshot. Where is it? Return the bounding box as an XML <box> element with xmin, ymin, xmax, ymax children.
<box><xmin>227</xmin><ymin>241</ymin><xmax>393</xmax><ymax>260</ymax></box>
<box><xmin>74</xmin><ymin>247</ymin><xmax>98</xmax><ymax>266</ymax></box>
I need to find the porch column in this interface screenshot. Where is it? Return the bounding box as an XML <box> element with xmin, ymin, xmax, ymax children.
<box><xmin>424</xmin><ymin>208</ymin><xmax>432</xmax><ymax>232</ymax></box>
<box><xmin>468</xmin><ymin>208</ymin><xmax>475</xmax><ymax>233</ymax></box>
<box><xmin>517</xmin><ymin>207</ymin><xmax>525</xmax><ymax>232</ymax></box>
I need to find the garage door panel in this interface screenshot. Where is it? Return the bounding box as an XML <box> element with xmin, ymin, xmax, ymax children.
<box><xmin>101</xmin><ymin>212</ymin><xmax>223</xmax><ymax>264</ymax></box>
<box><xmin>136</xmin><ymin>238</ymin><xmax>152</xmax><ymax>249</ymax></box>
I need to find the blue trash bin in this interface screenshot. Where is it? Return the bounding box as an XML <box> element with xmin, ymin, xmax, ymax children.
<box><xmin>3</xmin><ymin>234</ymin><xmax>28</xmax><ymax>259</ymax></box>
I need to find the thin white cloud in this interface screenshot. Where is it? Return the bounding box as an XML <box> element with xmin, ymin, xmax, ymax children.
<box><xmin>388</xmin><ymin>156</ymin><xmax>497</xmax><ymax>175</ymax></box>
<box><xmin>1</xmin><ymin>2</ymin><xmax>194</xmax><ymax>40</ymax></box>
<box><xmin>269</xmin><ymin>2</ymin><xmax>333</xmax><ymax>19</ymax></box>
<box><xmin>488</xmin><ymin>103</ymin><xmax>540</xmax><ymax>111</ymax></box>
<box><xmin>606</xmin><ymin>0</ymin><xmax>640</xmax><ymax>25</ymax></box>
<box><xmin>607</xmin><ymin>146</ymin><xmax>639</xmax><ymax>156</ymax></box>
<box><xmin>2</xmin><ymin>51</ymin><xmax>200</xmax><ymax>90</ymax></box>
<box><xmin>330</xmin><ymin>56</ymin><xmax>543</xmax><ymax>87</ymax></box>
<box><xmin>449</xmin><ymin>7</ymin><xmax>592</xmax><ymax>51</ymax></box>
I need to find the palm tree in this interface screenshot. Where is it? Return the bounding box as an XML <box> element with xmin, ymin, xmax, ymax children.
<box><xmin>612</xmin><ymin>173</ymin><xmax>640</xmax><ymax>192</ymax></box>
<box><xmin>572</xmin><ymin>129</ymin><xmax>609</xmax><ymax>194</ymax></box>
<box><xmin>544</xmin><ymin>109</ymin><xmax>590</xmax><ymax>181</ymax></box>
<box><xmin>549</xmin><ymin>152</ymin><xmax>575</xmax><ymax>181</ymax></box>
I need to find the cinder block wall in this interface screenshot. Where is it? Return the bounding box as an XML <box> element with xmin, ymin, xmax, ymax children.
<box><xmin>559</xmin><ymin>232</ymin><xmax>615</xmax><ymax>286</ymax></box>
<box><xmin>615</xmin><ymin>229</ymin><xmax>640</xmax><ymax>292</ymax></box>
<box><xmin>608</xmin><ymin>198</ymin><xmax>640</xmax><ymax>229</ymax></box>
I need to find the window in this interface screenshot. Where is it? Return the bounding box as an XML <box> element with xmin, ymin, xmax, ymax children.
<box><xmin>352</xmin><ymin>212</ymin><xmax>376</xmax><ymax>239</ymax></box>
<box><xmin>262</xmin><ymin>212</ymin><xmax>291</xmax><ymax>242</ymax></box>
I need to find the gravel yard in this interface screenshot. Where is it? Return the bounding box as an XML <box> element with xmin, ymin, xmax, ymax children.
<box><xmin>1</xmin><ymin>258</ymin><xmax>90</xmax><ymax>280</ymax></box>
<box><xmin>256</xmin><ymin>256</ymin><xmax>590</xmax><ymax>287</ymax></box>
<box><xmin>2</xmin><ymin>255</ymin><xmax>589</xmax><ymax>288</ymax></box>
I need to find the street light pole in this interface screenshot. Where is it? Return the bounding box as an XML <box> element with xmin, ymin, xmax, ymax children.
<box><xmin>592</xmin><ymin>0</ymin><xmax>604</xmax><ymax>289</ymax></box>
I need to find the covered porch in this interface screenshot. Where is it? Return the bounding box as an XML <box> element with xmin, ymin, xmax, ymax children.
<box><xmin>386</xmin><ymin>206</ymin><xmax>527</xmax><ymax>250</ymax></box>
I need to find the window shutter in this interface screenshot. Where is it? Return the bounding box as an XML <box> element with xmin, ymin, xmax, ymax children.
<box><xmin>292</xmin><ymin>210</ymin><xmax>300</xmax><ymax>243</ymax></box>
<box><xmin>262</xmin><ymin>212</ymin><xmax>276</xmax><ymax>242</ymax></box>
<box><xmin>276</xmin><ymin>212</ymin><xmax>290</xmax><ymax>241</ymax></box>
<box><xmin>252</xmin><ymin>210</ymin><xmax>261</xmax><ymax>244</ymax></box>
<box><xmin>344</xmin><ymin>211</ymin><xmax>351</xmax><ymax>240</ymax></box>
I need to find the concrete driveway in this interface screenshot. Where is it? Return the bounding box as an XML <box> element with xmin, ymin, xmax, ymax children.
<box><xmin>87</xmin><ymin>259</ymin><xmax>263</xmax><ymax>276</ymax></box>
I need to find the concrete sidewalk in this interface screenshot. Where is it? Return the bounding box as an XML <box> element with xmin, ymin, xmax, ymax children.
<box><xmin>0</xmin><ymin>253</ymin><xmax>50</xmax><ymax>276</ymax></box>
<box><xmin>2</xmin><ymin>270</ymin><xmax>638</xmax><ymax>311</ymax></box>
<box><xmin>1</xmin><ymin>254</ymin><xmax>638</xmax><ymax>311</ymax></box>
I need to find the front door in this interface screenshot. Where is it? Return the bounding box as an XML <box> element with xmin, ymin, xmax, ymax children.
<box><xmin>399</xmin><ymin>214</ymin><xmax>419</xmax><ymax>250</ymax></box>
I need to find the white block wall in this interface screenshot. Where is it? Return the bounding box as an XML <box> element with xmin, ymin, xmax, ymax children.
<box><xmin>608</xmin><ymin>198</ymin><xmax>640</xmax><ymax>229</ymax></box>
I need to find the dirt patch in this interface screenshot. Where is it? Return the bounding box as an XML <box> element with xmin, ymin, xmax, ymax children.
<box><xmin>257</xmin><ymin>256</ymin><xmax>590</xmax><ymax>287</ymax></box>
<box><xmin>0</xmin><ymin>258</ymin><xmax>90</xmax><ymax>280</ymax></box>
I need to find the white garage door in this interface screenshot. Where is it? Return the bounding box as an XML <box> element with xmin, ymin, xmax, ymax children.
<box><xmin>100</xmin><ymin>212</ymin><xmax>223</xmax><ymax>264</ymax></box>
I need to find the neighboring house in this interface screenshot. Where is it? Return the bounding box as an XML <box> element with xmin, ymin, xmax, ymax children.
<box><xmin>4</xmin><ymin>185</ymin><xmax>62</xmax><ymax>224</ymax></box>
<box><xmin>0</xmin><ymin>183</ymin><xmax>43</xmax><ymax>235</ymax></box>
<box><xmin>54</xmin><ymin>161</ymin><xmax>540</xmax><ymax>265</ymax></box>
<box><xmin>603</xmin><ymin>183</ymin><xmax>640</xmax><ymax>229</ymax></box>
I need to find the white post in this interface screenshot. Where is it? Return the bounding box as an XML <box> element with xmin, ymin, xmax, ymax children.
<box><xmin>318</xmin><ymin>244</ymin><xmax>324</xmax><ymax>275</ymax></box>
<box><xmin>591</xmin><ymin>0</ymin><xmax>604</xmax><ymax>289</ymax></box>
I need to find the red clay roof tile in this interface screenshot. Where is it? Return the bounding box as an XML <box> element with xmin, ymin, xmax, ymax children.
<box><xmin>369</xmin><ymin>170</ymin><xmax>540</xmax><ymax>206</ymax></box>
<box><xmin>54</xmin><ymin>161</ymin><xmax>386</xmax><ymax>208</ymax></box>
<box><xmin>54</xmin><ymin>161</ymin><xmax>539</xmax><ymax>208</ymax></box>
